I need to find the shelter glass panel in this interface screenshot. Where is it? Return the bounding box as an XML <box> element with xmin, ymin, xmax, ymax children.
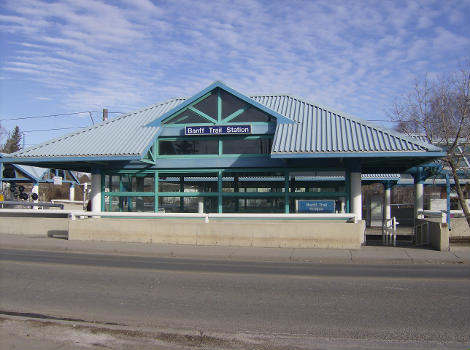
<box><xmin>165</xmin><ymin>109</ymin><xmax>209</xmax><ymax>124</ymax></box>
<box><xmin>220</xmin><ymin>89</ymin><xmax>246</xmax><ymax>119</ymax></box>
<box><xmin>158</xmin><ymin>173</ymin><xmax>218</xmax><ymax>192</ymax></box>
<box><xmin>229</xmin><ymin>107</ymin><xmax>274</xmax><ymax>123</ymax></box>
<box><xmin>222</xmin><ymin>198</ymin><xmax>285</xmax><ymax>213</ymax></box>
<box><xmin>222</xmin><ymin>171</ymin><xmax>285</xmax><ymax>193</ymax></box>
<box><xmin>193</xmin><ymin>92</ymin><xmax>218</xmax><ymax>119</ymax></box>
<box><xmin>159</xmin><ymin>196</ymin><xmax>217</xmax><ymax>213</ymax></box>
<box><xmin>223</xmin><ymin>138</ymin><xmax>272</xmax><ymax>154</ymax></box>
<box><xmin>159</xmin><ymin>139</ymin><xmax>218</xmax><ymax>155</ymax></box>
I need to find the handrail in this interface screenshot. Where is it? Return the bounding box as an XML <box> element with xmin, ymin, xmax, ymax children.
<box><xmin>383</xmin><ymin>217</ymin><xmax>398</xmax><ymax>246</ymax></box>
<box><xmin>0</xmin><ymin>201</ymin><xmax>64</xmax><ymax>209</ymax></box>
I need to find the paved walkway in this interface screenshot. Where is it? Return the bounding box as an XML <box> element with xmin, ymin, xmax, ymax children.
<box><xmin>1</xmin><ymin>233</ymin><xmax>468</xmax><ymax>265</ymax></box>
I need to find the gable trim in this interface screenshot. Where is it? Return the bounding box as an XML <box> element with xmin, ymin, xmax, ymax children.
<box><xmin>146</xmin><ymin>81</ymin><xmax>295</xmax><ymax>128</ymax></box>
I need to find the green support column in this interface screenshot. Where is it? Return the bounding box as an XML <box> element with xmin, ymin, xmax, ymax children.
<box><xmin>234</xmin><ymin>175</ymin><xmax>239</xmax><ymax>212</ymax></box>
<box><xmin>119</xmin><ymin>176</ymin><xmax>124</xmax><ymax>212</ymax></box>
<box><xmin>284</xmin><ymin>172</ymin><xmax>290</xmax><ymax>213</ymax></box>
<box><xmin>154</xmin><ymin>171</ymin><xmax>159</xmax><ymax>212</ymax></box>
<box><xmin>218</xmin><ymin>170</ymin><xmax>223</xmax><ymax>213</ymax></box>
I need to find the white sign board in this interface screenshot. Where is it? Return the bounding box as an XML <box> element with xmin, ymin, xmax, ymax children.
<box><xmin>53</xmin><ymin>176</ymin><xmax>63</xmax><ymax>185</ymax></box>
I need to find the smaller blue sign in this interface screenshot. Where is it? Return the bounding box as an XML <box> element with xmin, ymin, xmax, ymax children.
<box><xmin>185</xmin><ymin>125</ymin><xmax>251</xmax><ymax>136</ymax></box>
<box><xmin>297</xmin><ymin>200</ymin><xmax>335</xmax><ymax>213</ymax></box>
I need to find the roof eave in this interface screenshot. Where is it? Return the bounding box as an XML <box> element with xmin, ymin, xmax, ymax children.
<box><xmin>270</xmin><ymin>151</ymin><xmax>447</xmax><ymax>159</ymax></box>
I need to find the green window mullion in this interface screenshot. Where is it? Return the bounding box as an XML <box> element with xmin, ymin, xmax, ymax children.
<box><xmin>217</xmin><ymin>89</ymin><xmax>222</xmax><ymax>123</ymax></box>
<box><xmin>154</xmin><ymin>171</ymin><xmax>159</xmax><ymax>212</ymax></box>
<box><xmin>106</xmin><ymin>192</ymin><xmax>154</xmax><ymax>197</ymax></box>
<box><xmin>218</xmin><ymin>139</ymin><xmax>223</xmax><ymax>155</ymax></box>
<box><xmin>218</xmin><ymin>170</ymin><xmax>222</xmax><ymax>213</ymax></box>
<box><xmin>158</xmin><ymin>192</ymin><xmax>218</xmax><ymax>197</ymax></box>
<box><xmin>284</xmin><ymin>172</ymin><xmax>290</xmax><ymax>213</ymax></box>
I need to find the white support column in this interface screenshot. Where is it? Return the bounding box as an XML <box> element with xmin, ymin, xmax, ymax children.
<box><xmin>415</xmin><ymin>182</ymin><xmax>424</xmax><ymax>219</ymax></box>
<box><xmin>350</xmin><ymin>171</ymin><xmax>362</xmax><ymax>221</ymax></box>
<box><xmin>69</xmin><ymin>183</ymin><xmax>75</xmax><ymax>201</ymax></box>
<box><xmin>90</xmin><ymin>172</ymin><xmax>101</xmax><ymax>213</ymax></box>
<box><xmin>384</xmin><ymin>183</ymin><xmax>391</xmax><ymax>227</ymax></box>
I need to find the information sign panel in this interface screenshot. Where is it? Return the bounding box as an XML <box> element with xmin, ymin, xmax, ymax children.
<box><xmin>185</xmin><ymin>125</ymin><xmax>251</xmax><ymax>136</ymax></box>
<box><xmin>297</xmin><ymin>200</ymin><xmax>335</xmax><ymax>213</ymax></box>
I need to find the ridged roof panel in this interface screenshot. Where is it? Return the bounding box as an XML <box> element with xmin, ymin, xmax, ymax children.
<box><xmin>11</xmin><ymin>98</ymin><xmax>185</xmax><ymax>159</ymax></box>
<box><xmin>9</xmin><ymin>88</ymin><xmax>441</xmax><ymax>161</ymax></box>
<box><xmin>250</xmin><ymin>95</ymin><xmax>442</xmax><ymax>154</ymax></box>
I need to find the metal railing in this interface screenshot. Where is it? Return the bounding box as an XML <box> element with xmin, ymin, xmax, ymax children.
<box><xmin>382</xmin><ymin>217</ymin><xmax>398</xmax><ymax>246</ymax></box>
<box><xmin>0</xmin><ymin>201</ymin><xmax>64</xmax><ymax>209</ymax></box>
<box><xmin>0</xmin><ymin>208</ymin><xmax>357</xmax><ymax>223</ymax></box>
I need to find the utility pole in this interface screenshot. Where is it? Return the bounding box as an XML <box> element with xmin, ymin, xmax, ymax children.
<box><xmin>103</xmin><ymin>108</ymin><xmax>108</xmax><ymax>121</ymax></box>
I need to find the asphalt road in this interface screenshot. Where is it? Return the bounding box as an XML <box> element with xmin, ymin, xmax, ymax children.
<box><xmin>1</xmin><ymin>248</ymin><xmax>469</xmax><ymax>349</ymax></box>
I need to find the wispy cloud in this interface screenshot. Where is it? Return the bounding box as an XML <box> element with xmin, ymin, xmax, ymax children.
<box><xmin>0</xmin><ymin>0</ymin><xmax>468</xmax><ymax>142</ymax></box>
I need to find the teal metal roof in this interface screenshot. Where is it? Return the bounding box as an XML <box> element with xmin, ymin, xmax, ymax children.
<box><xmin>9</xmin><ymin>98</ymin><xmax>185</xmax><ymax>160</ymax></box>
<box><xmin>250</xmin><ymin>95</ymin><xmax>442</xmax><ymax>156</ymax></box>
<box><xmin>6</xmin><ymin>82</ymin><xmax>443</xmax><ymax>163</ymax></box>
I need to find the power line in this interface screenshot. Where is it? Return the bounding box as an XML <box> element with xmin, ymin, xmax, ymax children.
<box><xmin>0</xmin><ymin>110</ymin><xmax>123</xmax><ymax>121</ymax></box>
<box><xmin>23</xmin><ymin>126</ymin><xmax>89</xmax><ymax>133</ymax></box>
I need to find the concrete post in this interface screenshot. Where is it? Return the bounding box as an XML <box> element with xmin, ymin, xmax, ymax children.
<box><xmin>198</xmin><ymin>198</ymin><xmax>204</xmax><ymax>213</ymax></box>
<box><xmin>90</xmin><ymin>172</ymin><xmax>101</xmax><ymax>213</ymax></box>
<box><xmin>69</xmin><ymin>183</ymin><xmax>75</xmax><ymax>201</ymax></box>
<box><xmin>384</xmin><ymin>182</ymin><xmax>392</xmax><ymax>227</ymax></box>
<box><xmin>350</xmin><ymin>172</ymin><xmax>362</xmax><ymax>221</ymax></box>
<box><xmin>415</xmin><ymin>182</ymin><xmax>424</xmax><ymax>219</ymax></box>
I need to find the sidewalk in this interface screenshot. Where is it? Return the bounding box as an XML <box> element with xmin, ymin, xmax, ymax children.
<box><xmin>0</xmin><ymin>233</ymin><xmax>468</xmax><ymax>265</ymax></box>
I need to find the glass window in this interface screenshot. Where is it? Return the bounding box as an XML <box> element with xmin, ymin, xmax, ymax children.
<box><xmin>220</xmin><ymin>90</ymin><xmax>247</xmax><ymax>119</ymax></box>
<box><xmin>222</xmin><ymin>171</ymin><xmax>285</xmax><ymax>193</ymax></box>
<box><xmin>222</xmin><ymin>197</ymin><xmax>284</xmax><ymax>213</ymax></box>
<box><xmin>158</xmin><ymin>196</ymin><xmax>217</xmax><ymax>213</ymax></box>
<box><xmin>158</xmin><ymin>173</ymin><xmax>218</xmax><ymax>192</ymax></box>
<box><xmin>193</xmin><ymin>92</ymin><xmax>218</xmax><ymax>119</ymax></box>
<box><xmin>223</xmin><ymin>138</ymin><xmax>272</xmax><ymax>154</ymax></box>
<box><xmin>159</xmin><ymin>139</ymin><xmax>218</xmax><ymax>155</ymax></box>
<box><xmin>229</xmin><ymin>107</ymin><xmax>274</xmax><ymax>123</ymax></box>
<box><xmin>165</xmin><ymin>109</ymin><xmax>209</xmax><ymax>124</ymax></box>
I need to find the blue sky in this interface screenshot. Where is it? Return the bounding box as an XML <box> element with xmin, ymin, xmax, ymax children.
<box><xmin>0</xmin><ymin>0</ymin><xmax>469</xmax><ymax>148</ymax></box>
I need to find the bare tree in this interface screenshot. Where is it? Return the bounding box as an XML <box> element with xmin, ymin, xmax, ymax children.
<box><xmin>391</xmin><ymin>69</ymin><xmax>470</xmax><ymax>226</ymax></box>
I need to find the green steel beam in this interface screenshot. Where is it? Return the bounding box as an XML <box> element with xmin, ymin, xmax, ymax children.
<box><xmin>188</xmin><ymin>106</ymin><xmax>217</xmax><ymax>124</ymax></box>
<box><xmin>222</xmin><ymin>106</ymin><xmax>250</xmax><ymax>123</ymax></box>
<box><xmin>284</xmin><ymin>172</ymin><xmax>290</xmax><ymax>213</ymax></box>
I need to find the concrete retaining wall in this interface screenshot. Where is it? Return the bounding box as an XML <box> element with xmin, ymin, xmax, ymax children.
<box><xmin>449</xmin><ymin>218</ymin><xmax>470</xmax><ymax>238</ymax></box>
<box><xmin>0</xmin><ymin>216</ymin><xmax>69</xmax><ymax>237</ymax></box>
<box><xmin>69</xmin><ymin>218</ymin><xmax>365</xmax><ymax>249</ymax></box>
<box><xmin>416</xmin><ymin>219</ymin><xmax>449</xmax><ymax>251</ymax></box>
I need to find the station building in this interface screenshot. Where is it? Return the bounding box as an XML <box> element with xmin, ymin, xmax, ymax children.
<box><xmin>2</xmin><ymin>82</ymin><xmax>445</xmax><ymax>223</ymax></box>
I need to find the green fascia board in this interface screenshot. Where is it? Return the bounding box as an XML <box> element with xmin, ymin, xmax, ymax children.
<box><xmin>271</xmin><ymin>151</ymin><xmax>447</xmax><ymax>159</ymax></box>
<box><xmin>145</xmin><ymin>81</ymin><xmax>295</xmax><ymax>128</ymax></box>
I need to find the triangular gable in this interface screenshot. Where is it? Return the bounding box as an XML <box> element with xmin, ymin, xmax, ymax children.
<box><xmin>146</xmin><ymin>81</ymin><xmax>294</xmax><ymax>128</ymax></box>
